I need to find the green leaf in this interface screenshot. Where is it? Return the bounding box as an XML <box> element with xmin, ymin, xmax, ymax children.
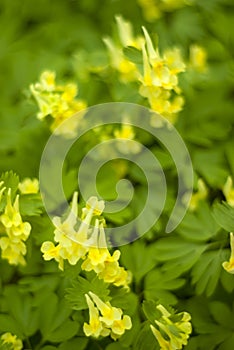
<box><xmin>191</xmin><ymin>250</ymin><xmax>224</xmax><ymax>296</ymax></box>
<box><xmin>19</xmin><ymin>193</ymin><xmax>43</xmax><ymax>216</ymax></box>
<box><xmin>110</xmin><ymin>290</ymin><xmax>138</xmax><ymax>316</ymax></box>
<box><xmin>144</xmin><ymin>269</ymin><xmax>185</xmax><ymax>305</ymax></box>
<box><xmin>209</xmin><ymin>301</ymin><xmax>233</xmax><ymax>329</ymax></box>
<box><xmin>65</xmin><ymin>276</ymin><xmax>110</xmax><ymax>311</ymax></box>
<box><xmin>133</xmin><ymin>321</ymin><xmax>159</xmax><ymax>350</ymax></box>
<box><xmin>178</xmin><ymin>203</ymin><xmax>220</xmax><ymax>242</ymax></box>
<box><xmin>3</xmin><ymin>286</ymin><xmax>39</xmax><ymax>337</ymax></box>
<box><xmin>152</xmin><ymin>236</ymin><xmax>207</xmax><ymax>275</ymax></box>
<box><xmin>212</xmin><ymin>202</ymin><xmax>234</xmax><ymax>232</ymax></box>
<box><xmin>39</xmin><ymin>292</ymin><xmax>78</xmax><ymax>342</ymax></box>
<box><xmin>0</xmin><ymin>314</ymin><xmax>23</xmax><ymax>338</ymax></box>
<box><xmin>0</xmin><ymin>171</ymin><xmax>19</xmax><ymax>211</ymax></box>
<box><xmin>142</xmin><ymin>300</ymin><xmax>161</xmax><ymax>325</ymax></box>
<box><xmin>123</xmin><ymin>46</ymin><xmax>142</xmax><ymax>64</ymax></box>
<box><xmin>47</xmin><ymin>319</ymin><xmax>79</xmax><ymax>343</ymax></box>
<box><xmin>59</xmin><ymin>337</ymin><xmax>88</xmax><ymax>350</ymax></box>
<box><xmin>120</xmin><ymin>240</ymin><xmax>157</xmax><ymax>283</ymax></box>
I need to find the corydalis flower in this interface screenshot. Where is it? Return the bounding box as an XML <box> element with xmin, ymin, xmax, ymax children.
<box><xmin>30</xmin><ymin>71</ymin><xmax>86</xmax><ymax>138</ymax></box>
<box><xmin>223</xmin><ymin>176</ymin><xmax>234</xmax><ymax>207</ymax></box>
<box><xmin>0</xmin><ymin>188</ymin><xmax>31</xmax><ymax>265</ymax></box>
<box><xmin>150</xmin><ymin>304</ymin><xmax>192</xmax><ymax>350</ymax></box>
<box><xmin>18</xmin><ymin>178</ymin><xmax>39</xmax><ymax>194</ymax></box>
<box><xmin>83</xmin><ymin>292</ymin><xmax>132</xmax><ymax>340</ymax></box>
<box><xmin>222</xmin><ymin>232</ymin><xmax>234</xmax><ymax>274</ymax></box>
<box><xmin>0</xmin><ymin>332</ymin><xmax>23</xmax><ymax>350</ymax></box>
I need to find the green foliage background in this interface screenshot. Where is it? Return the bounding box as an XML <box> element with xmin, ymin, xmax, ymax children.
<box><xmin>0</xmin><ymin>0</ymin><xmax>234</xmax><ymax>349</ymax></box>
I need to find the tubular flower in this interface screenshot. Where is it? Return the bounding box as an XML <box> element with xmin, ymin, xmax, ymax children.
<box><xmin>103</xmin><ymin>16</ymin><xmax>143</xmax><ymax>83</ymax></box>
<box><xmin>83</xmin><ymin>292</ymin><xmax>132</xmax><ymax>340</ymax></box>
<box><xmin>0</xmin><ymin>332</ymin><xmax>23</xmax><ymax>350</ymax></box>
<box><xmin>114</xmin><ymin>121</ymin><xmax>141</xmax><ymax>154</ymax></box>
<box><xmin>0</xmin><ymin>189</ymin><xmax>31</xmax><ymax>266</ymax></box>
<box><xmin>150</xmin><ymin>304</ymin><xmax>192</xmax><ymax>350</ymax></box>
<box><xmin>223</xmin><ymin>176</ymin><xmax>234</xmax><ymax>207</ymax></box>
<box><xmin>83</xmin><ymin>294</ymin><xmax>107</xmax><ymax>338</ymax></box>
<box><xmin>18</xmin><ymin>178</ymin><xmax>39</xmax><ymax>194</ymax></box>
<box><xmin>189</xmin><ymin>178</ymin><xmax>208</xmax><ymax>211</ymax></box>
<box><xmin>138</xmin><ymin>0</ymin><xmax>191</xmax><ymax>22</ymax></box>
<box><xmin>222</xmin><ymin>232</ymin><xmax>234</xmax><ymax>274</ymax></box>
<box><xmin>189</xmin><ymin>44</ymin><xmax>207</xmax><ymax>72</ymax></box>
<box><xmin>30</xmin><ymin>70</ymin><xmax>86</xmax><ymax>137</ymax></box>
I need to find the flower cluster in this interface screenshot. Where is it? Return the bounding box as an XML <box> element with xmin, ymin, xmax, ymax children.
<box><xmin>104</xmin><ymin>17</ymin><xmax>186</xmax><ymax>123</ymax></box>
<box><xmin>30</xmin><ymin>71</ymin><xmax>86</xmax><ymax>137</ymax></box>
<box><xmin>41</xmin><ymin>193</ymin><xmax>131</xmax><ymax>288</ymax></box>
<box><xmin>0</xmin><ymin>183</ymin><xmax>31</xmax><ymax>266</ymax></box>
<box><xmin>83</xmin><ymin>292</ymin><xmax>132</xmax><ymax>340</ymax></box>
<box><xmin>139</xmin><ymin>27</ymin><xmax>186</xmax><ymax>123</ymax></box>
<box><xmin>0</xmin><ymin>332</ymin><xmax>23</xmax><ymax>350</ymax></box>
<box><xmin>150</xmin><ymin>304</ymin><xmax>192</xmax><ymax>349</ymax></box>
<box><xmin>222</xmin><ymin>232</ymin><xmax>234</xmax><ymax>274</ymax></box>
<box><xmin>138</xmin><ymin>0</ymin><xmax>191</xmax><ymax>22</ymax></box>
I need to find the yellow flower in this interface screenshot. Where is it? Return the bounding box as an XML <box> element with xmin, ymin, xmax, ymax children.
<box><xmin>1</xmin><ymin>332</ymin><xmax>23</xmax><ymax>350</ymax></box>
<box><xmin>189</xmin><ymin>178</ymin><xmax>208</xmax><ymax>211</ymax></box>
<box><xmin>223</xmin><ymin>176</ymin><xmax>234</xmax><ymax>207</ymax></box>
<box><xmin>222</xmin><ymin>232</ymin><xmax>234</xmax><ymax>274</ymax></box>
<box><xmin>0</xmin><ymin>190</ymin><xmax>21</xmax><ymax>228</ymax></box>
<box><xmin>82</xmin><ymin>196</ymin><xmax>105</xmax><ymax>218</ymax></box>
<box><xmin>0</xmin><ymin>188</ymin><xmax>31</xmax><ymax>265</ymax></box>
<box><xmin>190</xmin><ymin>44</ymin><xmax>207</xmax><ymax>72</ymax></box>
<box><xmin>0</xmin><ymin>237</ymin><xmax>27</xmax><ymax>266</ymax></box>
<box><xmin>83</xmin><ymin>294</ymin><xmax>106</xmax><ymax>338</ymax></box>
<box><xmin>139</xmin><ymin>27</ymin><xmax>185</xmax><ymax>122</ymax></box>
<box><xmin>115</xmin><ymin>15</ymin><xmax>143</xmax><ymax>49</ymax></box>
<box><xmin>83</xmin><ymin>292</ymin><xmax>132</xmax><ymax>340</ymax></box>
<box><xmin>111</xmin><ymin>315</ymin><xmax>132</xmax><ymax>340</ymax></box>
<box><xmin>138</xmin><ymin>0</ymin><xmax>191</xmax><ymax>22</ymax></box>
<box><xmin>150</xmin><ymin>304</ymin><xmax>192</xmax><ymax>350</ymax></box>
<box><xmin>30</xmin><ymin>71</ymin><xmax>86</xmax><ymax>137</ymax></box>
<box><xmin>89</xmin><ymin>292</ymin><xmax>122</xmax><ymax>327</ymax></box>
<box><xmin>18</xmin><ymin>178</ymin><xmax>39</xmax><ymax>194</ymax></box>
<box><xmin>114</xmin><ymin>121</ymin><xmax>141</xmax><ymax>154</ymax></box>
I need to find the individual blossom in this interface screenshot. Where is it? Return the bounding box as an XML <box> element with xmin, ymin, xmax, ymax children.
<box><xmin>103</xmin><ymin>16</ymin><xmax>143</xmax><ymax>83</ymax></box>
<box><xmin>0</xmin><ymin>188</ymin><xmax>31</xmax><ymax>266</ymax></box>
<box><xmin>83</xmin><ymin>294</ymin><xmax>108</xmax><ymax>338</ymax></box>
<box><xmin>30</xmin><ymin>70</ymin><xmax>86</xmax><ymax>137</ymax></box>
<box><xmin>114</xmin><ymin>120</ymin><xmax>142</xmax><ymax>154</ymax></box>
<box><xmin>150</xmin><ymin>304</ymin><xmax>192</xmax><ymax>350</ymax></box>
<box><xmin>0</xmin><ymin>332</ymin><xmax>23</xmax><ymax>350</ymax></box>
<box><xmin>189</xmin><ymin>44</ymin><xmax>207</xmax><ymax>72</ymax></box>
<box><xmin>222</xmin><ymin>232</ymin><xmax>234</xmax><ymax>274</ymax></box>
<box><xmin>188</xmin><ymin>178</ymin><xmax>208</xmax><ymax>211</ymax></box>
<box><xmin>138</xmin><ymin>0</ymin><xmax>192</xmax><ymax>22</ymax></box>
<box><xmin>83</xmin><ymin>292</ymin><xmax>132</xmax><ymax>340</ymax></box>
<box><xmin>223</xmin><ymin>176</ymin><xmax>234</xmax><ymax>207</ymax></box>
<box><xmin>18</xmin><ymin>178</ymin><xmax>39</xmax><ymax>194</ymax></box>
